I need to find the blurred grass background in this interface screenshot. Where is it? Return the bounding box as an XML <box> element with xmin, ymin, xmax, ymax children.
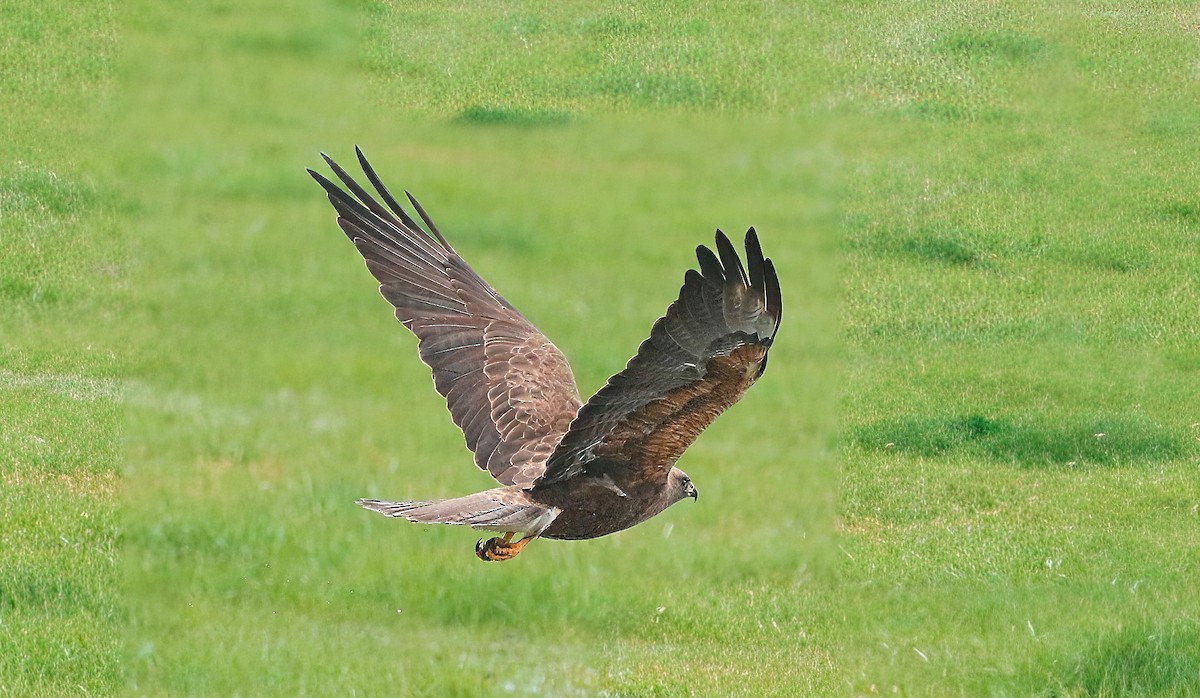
<box><xmin>3</xmin><ymin>0</ymin><xmax>1199</xmax><ymax>695</ymax></box>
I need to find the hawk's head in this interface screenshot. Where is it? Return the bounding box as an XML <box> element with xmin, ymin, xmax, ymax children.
<box><xmin>668</xmin><ymin>467</ymin><xmax>698</xmax><ymax>503</ymax></box>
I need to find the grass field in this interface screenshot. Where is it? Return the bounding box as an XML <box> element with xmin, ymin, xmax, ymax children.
<box><xmin>1</xmin><ymin>2</ymin><xmax>121</xmax><ymax>694</ymax></box>
<box><xmin>3</xmin><ymin>0</ymin><xmax>1199</xmax><ymax>695</ymax></box>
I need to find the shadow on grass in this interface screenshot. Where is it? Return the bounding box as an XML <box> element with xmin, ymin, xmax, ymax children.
<box><xmin>1035</xmin><ymin>624</ymin><xmax>1200</xmax><ymax>696</ymax></box>
<box><xmin>578</xmin><ymin>15</ymin><xmax>649</xmax><ymax>39</ymax></box>
<box><xmin>1155</xmin><ymin>200</ymin><xmax>1200</xmax><ymax>227</ymax></box>
<box><xmin>1066</xmin><ymin>247</ymin><xmax>1149</xmax><ymax>273</ymax></box>
<box><xmin>593</xmin><ymin>69</ymin><xmax>714</xmax><ymax>108</ymax></box>
<box><xmin>1166</xmin><ymin>348</ymin><xmax>1200</xmax><ymax>373</ymax></box>
<box><xmin>932</xmin><ymin>30</ymin><xmax>1054</xmax><ymax>64</ymax></box>
<box><xmin>0</xmin><ymin>277</ymin><xmax>59</xmax><ymax>304</ymax></box>
<box><xmin>896</xmin><ymin>234</ymin><xmax>982</xmax><ymax>265</ymax></box>
<box><xmin>1</xmin><ymin>166</ymin><xmax>97</xmax><ymax>215</ymax></box>
<box><xmin>906</xmin><ymin>99</ymin><xmax>1016</xmax><ymax>123</ymax></box>
<box><xmin>851</xmin><ymin>414</ymin><xmax>1188</xmax><ymax>466</ymax></box>
<box><xmin>850</xmin><ymin>227</ymin><xmax>991</xmax><ymax>267</ymax></box>
<box><xmin>0</xmin><ymin>569</ymin><xmax>105</xmax><ymax>616</ymax></box>
<box><xmin>453</xmin><ymin>105</ymin><xmax>572</xmax><ymax>127</ymax></box>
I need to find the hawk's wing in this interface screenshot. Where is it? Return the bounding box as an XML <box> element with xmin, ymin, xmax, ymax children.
<box><xmin>536</xmin><ymin>229</ymin><xmax>780</xmax><ymax>488</ymax></box>
<box><xmin>309</xmin><ymin>149</ymin><xmax>582</xmax><ymax>488</ymax></box>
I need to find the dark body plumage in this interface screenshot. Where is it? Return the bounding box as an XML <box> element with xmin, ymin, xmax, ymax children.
<box><xmin>309</xmin><ymin>149</ymin><xmax>781</xmax><ymax>560</ymax></box>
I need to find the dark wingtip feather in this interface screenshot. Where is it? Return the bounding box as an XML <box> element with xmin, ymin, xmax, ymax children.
<box><xmin>763</xmin><ymin>257</ymin><xmax>782</xmax><ymax>328</ymax></box>
<box><xmin>309</xmin><ymin>167</ymin><xmax>348</xmax><ymax>202</ymax></box>
<box><xmin>695</xmin><ymin>244</ymin><xmax>724</xmax><ymax>281</ymax></box>
<box><xmin>714</xmin><ymin>230</ymin><xmax>749</xmax><ymax>286</ymax></box>
<box><xmin>353</xmin><ymin>147</ymin><xmax>426</xmax><ymax>233</ymax></box>
<box><xmin>321</xmin><ymin>151</ymin><xmax>397</xmax><ymax>223</ymax></box>
<box><xmin>406</xmin><ymin>191</ymin><xmax>452</xmax><ymax>249</ymax></box>
<box><xmin>744</xmin><ymin>227</ymin><xmax>765</xmax><ymax>292</ymax></box>
<box><xmin>323</xmin><ymin>153</ymin><xmax>348</xmax><ymax>177</ymax></box>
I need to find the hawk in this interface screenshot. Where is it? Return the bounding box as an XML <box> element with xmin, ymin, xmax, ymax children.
<box><xmin>309</xmin><ymin>149</ymin><xmax>781</xmax><ymax>562</ymax></box>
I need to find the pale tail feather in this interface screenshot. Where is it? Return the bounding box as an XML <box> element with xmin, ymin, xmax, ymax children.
<box><xmin>356</xmin><ymin>491</ymin><xmax>558</xmax><ymax>536</ymax></box>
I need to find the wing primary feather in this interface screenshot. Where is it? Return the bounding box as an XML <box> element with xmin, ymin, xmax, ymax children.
<box><xmin>321</xmin><ymin>153</ymin><xmax>398</xmax><ymax>225</ymax></box>
<box><xmin>744</xmin><ymin>227</ymin><xmax>765</xmax><ymax>292</ymax></box>
<box><xmin>714</xmin><ymin>230</ymin><xmax>748</xmax><ymax>286</ymax></box>
<box><xmin>363</xmin><ymin>253</ymin><xmax>456</xmax><ymax>293</ymax></box>
<box><xmin>406</xmin><ymin>191</ymin><xmax>452</xmax><ymax>250</ymax></box>
<box><xmin>347</xmin><ymin>223</ymin><xmax>444</xmax><ymax>269</ymax></box>
<box><xmin>680</xmin><ymin>269</ymin><xmax>719</xmax><ymax>335</ymax></box>
<box><xmin>329</xmin><ymin>195</ymin><xmax>386</xmax><ymax>244</ymax></box>
<box><xmin>764</xmin><ymin>257</ymin><xmax>782</xmax><ymax>326</ymax></box>
<box><xmin>334</xmin><ymin>205</ymin><xmax>428</xmax><ymax>258</ymax></box>
<box><xmin>695</xmin><ymin>244</ymin><xmax>725</xmax><ymax>282</ymax></box>
<box><xmin>308</xmin><ymin>169</ymin><xmax>363</xmax><ymax>223</ymax></box>
<box><xmin>313</xmin><ymin>169</ymin><xmax>413</xmax><ymax>250</ymax></box>
<box><xmin>354</xmin><ymin>146</ymin><xmax>427</xmax><ymax>234</ymax></box>
<box><xmin>316</xmin><ymin>158</ymin><xmax>447</xmax><ymax>264</ymax></box>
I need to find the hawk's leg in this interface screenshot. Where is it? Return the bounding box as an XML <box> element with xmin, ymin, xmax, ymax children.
<box><xmin>475</xmin><ymin>532</ymin><xmax>534</xmax><ymax>562</ymax></box>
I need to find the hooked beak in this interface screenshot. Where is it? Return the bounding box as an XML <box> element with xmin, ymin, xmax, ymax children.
<box><xmin>687</xmin><ymin>484</ymin><xmax>698</xmax><ymax>501</ymax></box>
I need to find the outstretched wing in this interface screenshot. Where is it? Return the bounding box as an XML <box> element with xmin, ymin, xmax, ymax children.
<box><xmin>309</xmin><ymin>149</ymin><xmax>582</xmax><ymax>488</ymax></box>
<box><xmin>536</xmin><ymin>229</ymin><xmax>780</xmax><ymax>488</ymax></box>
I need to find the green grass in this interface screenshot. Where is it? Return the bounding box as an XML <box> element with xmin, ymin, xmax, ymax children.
<box><xmin>0</xmin><ymin>2</ymin><xmax>121</xmax><ymax>695</ymax></box>
<box><xmin>5</xmin><ymin>0</ymin><xmax>1199</xmax><ymax>695</ymax></box>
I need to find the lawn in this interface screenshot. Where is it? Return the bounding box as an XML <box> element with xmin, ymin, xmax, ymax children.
<box><xmin>1</xmin><ymin>2</ymin><xmax>121</xmax><ymax>694</ymax></box>
<box><xmin>3</xmin><ymin>0</ymin><xmax>1198</xmax><ymax>695</ymax></box>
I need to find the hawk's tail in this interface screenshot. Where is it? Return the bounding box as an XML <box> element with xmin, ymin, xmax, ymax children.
<box><xmin>356</xmin><ymin>491</ymin><xmax>558</xmax><ymax>536</ymax></box>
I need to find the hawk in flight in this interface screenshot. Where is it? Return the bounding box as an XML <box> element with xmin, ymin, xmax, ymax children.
<box><xmin>309</xmin><ymin>149</ymin><xmax>781</xmax><ymax>562</ymax></box>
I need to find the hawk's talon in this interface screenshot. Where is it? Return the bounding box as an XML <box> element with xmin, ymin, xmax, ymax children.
<box><xmin>475</xmin><ymin>534</ymin><xmax>532</xmax><ymax>562</ymax></box>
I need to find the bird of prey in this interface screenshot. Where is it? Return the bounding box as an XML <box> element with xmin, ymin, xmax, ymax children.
<box><xmin>308</xmin><ymin>148</ymin><xmax>781</xmax><ymax>562</ymax></box>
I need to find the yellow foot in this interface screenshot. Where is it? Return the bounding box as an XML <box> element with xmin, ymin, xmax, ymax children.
<box><xmin>475</xmin><ymin>534</ymin><xmax>533</xmax><ymax>562</ymax></box>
